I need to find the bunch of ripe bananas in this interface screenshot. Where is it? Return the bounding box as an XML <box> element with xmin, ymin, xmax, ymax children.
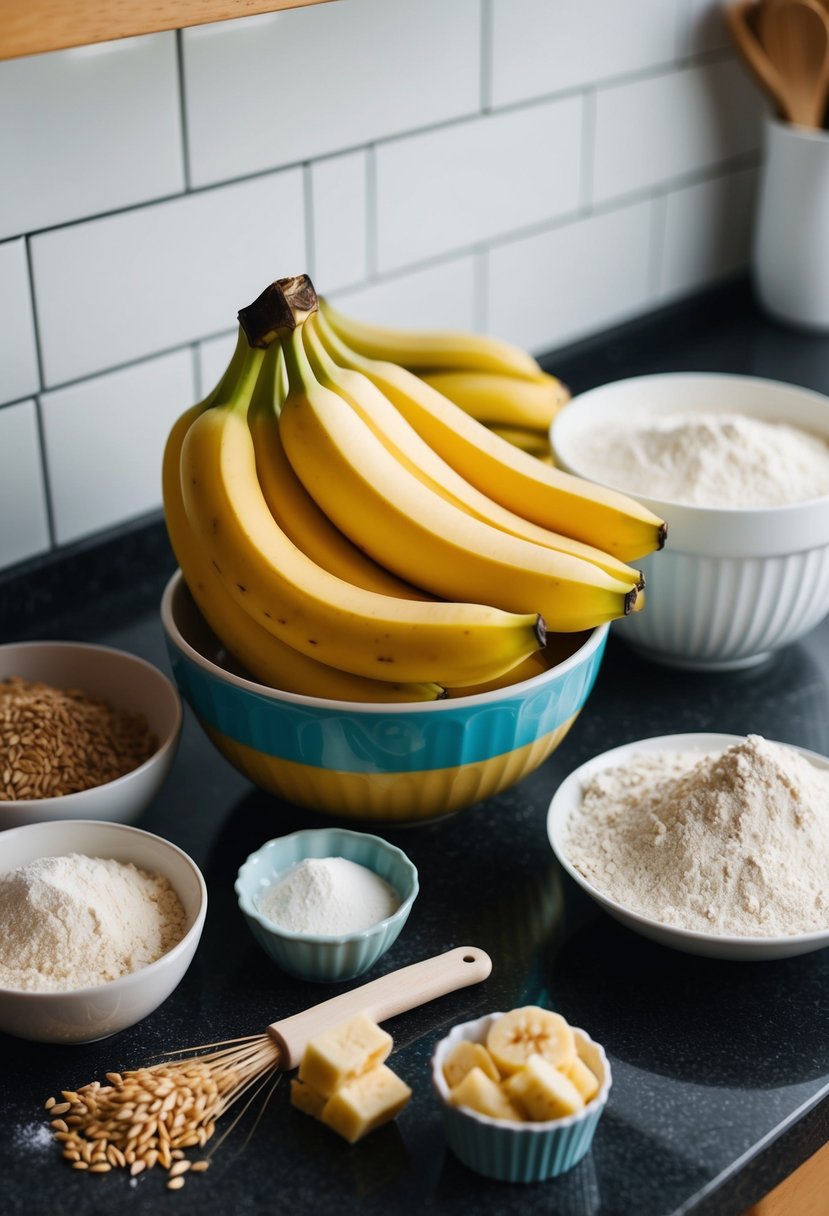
<box><xmin>162</xmin><ymin>275</ymin><xmax>666</xmax><ymax>703</ymax></box>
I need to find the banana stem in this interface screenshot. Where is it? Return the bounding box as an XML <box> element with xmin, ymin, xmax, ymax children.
<box><xmin>238</xmin><ymin>275</ymin><xmax>319</xmax><ymax>348</ymax></box>
<box><xmin>279</xmin><ymin>321</ymin><xmax>317</xmax><ymax>398</ymax></box>
<box><xmin>249</xmin><ymin>343</ymin><xmax>286</xmax><ymax>421</ymax></box>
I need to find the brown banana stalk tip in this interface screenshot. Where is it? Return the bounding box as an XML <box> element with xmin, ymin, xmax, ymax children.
<box><xmin>238</xmin><ymin>275</ymin><xmax>319</xmax><ymax>348</ymax></box>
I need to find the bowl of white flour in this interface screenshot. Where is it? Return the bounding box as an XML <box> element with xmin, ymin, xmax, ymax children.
<box><xmin>547</xmin><ymin>732</ymin><xmax>829</xmax><ymax>961</ymax></box>
<box><xmin>0</xmin><ymin>819</ymin><xmax>207</xmax><ymax>1042</ymax></box>
<box><xmin>550</xmin><ymin>373</ymin><xmax>829</xmax><ymax>670</ymax></box>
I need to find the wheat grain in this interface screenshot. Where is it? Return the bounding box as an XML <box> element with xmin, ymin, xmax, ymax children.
<box><xmin>46</xmin><ymin>1035</ymin><xmax>280</xmax><ymax>1188</ymax></box>
<box><xmin>0</xmin><ymin>676</ymin><xmax>157</xmax><ymax>800</ymax></box>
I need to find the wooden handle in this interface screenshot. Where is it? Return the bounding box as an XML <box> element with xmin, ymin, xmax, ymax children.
<box><xmin>267</xmin><ymin>946</ymin><xmax>492</xmax><ymax>1070</ymax></box>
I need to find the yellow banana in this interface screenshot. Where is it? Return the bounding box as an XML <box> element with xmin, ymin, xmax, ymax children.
<box><xmin>320</xmin><ymin>296</ymin><xmax>546</xmax><ymax>382</ymax></box>
<box><xmin>278</xmin><ymin>321</ymin><xmax>637</xmax><ymax>632</ymax></box>
<box><xmin>162</xmin><ymin>337</ymin><xmax>442</xmax><ymax>703</ymax></box>
<box><xmin>488</xmin><ymin>423</ymin><xmax>552</xmax><ymax>457</ymax></box>
<box><xmin>315</xmin><ymin>310</ymin><xmax>666</xmax><ymax>563</ymax></box>
<box><xmin>303</xmin><ymin>313</ymin><xmax>642</xmax><ymax>591</ymax></box>
<box><xmin>248</xmin><ymin>344</ymin><xmax>427</xmax><ymax>601</ymax></box>
<box><xmin>420</xmin><ymin>370</ymin><xmax>568</xmax><ymax>431</ymax></box>
<box><xmin>179</xmin><ymin>325</ymin><xmax>545</xmax><ymax>687</ymax></box>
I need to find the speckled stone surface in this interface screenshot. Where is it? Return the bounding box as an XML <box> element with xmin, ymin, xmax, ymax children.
<box><xmin>0</xmin><ymin>280</ymin><xmax>827</xmax><ymax>1216</ymax></box>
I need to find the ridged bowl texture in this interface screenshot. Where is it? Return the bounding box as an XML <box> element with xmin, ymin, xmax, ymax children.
<box><xmin>431</xmin><ymin>1013</ymin><xmax>612</xmax><ymax>1182</ymax></box>
<box><xmin>161</xmin><ymin>571</ymin><xmax>608</xmax><ymax>822</ymax></box>
<box><xmin>551</xmin><ymin>372</ymin><xmax>829</xmax><ymax>671</ymax></box>
<box><xmin>235</xmin><ymin>827</ymin><xmax>418</xmax><ymax>982</ymax></box>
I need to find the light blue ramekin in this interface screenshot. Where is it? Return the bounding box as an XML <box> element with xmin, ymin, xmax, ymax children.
<box><xmin>235</xmin><ymin>827</ymin><xmax>418</xmax><ymax>982</ymax></box>
<box><xmin>431</xmin><ymin>1012</ymin><xmax>612</xmax><ymax>1183</ymax></box>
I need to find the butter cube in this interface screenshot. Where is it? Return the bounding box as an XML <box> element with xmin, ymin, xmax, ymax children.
<box><xmin>442</xmin><ymin>1040</ymin><xmax>500</xmax><ymax>1089</ymax></box>
<box><xmin>298</xmin><ymin>1013</ymin><xmax>392</xmax><ymax>1097</ymax></box>
<box><xmin>565</xmin><ymin>1055</ymin><xmax>600</xmax><ymax>1104</ymax></box>
<box><xmin>504</xmin><ymin>1053</ymin><xmax>584</xmax><ymax>1122</ymax></box>
<box><xmin>290</xmin><ymin>1078</ymin><xmax>327</xmax><ymax>1121</ymax></box>
<box><xmin>449</xmin><ymin>1066</ymin><xmax>523</xmax><ymax>1123</ymax></box>
<box><xmin>321</xmin><ymin>1064</ymin><xmax>412</xmax><ymax>1143</ymax></box>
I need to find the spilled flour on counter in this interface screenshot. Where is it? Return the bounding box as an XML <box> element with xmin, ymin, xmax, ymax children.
<box><xmin>565</xmin><ymin>735</ymin><xmax>829</xmax><ymax>936</ymax></box>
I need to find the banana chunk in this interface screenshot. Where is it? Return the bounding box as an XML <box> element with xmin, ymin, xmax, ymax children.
<box><xmin>449</xmin><ymin>1067</ymin><xmax>524</xmax><ymax>1123</ymax></box>
<box><xmin>504</xmin><ymin>1054</ymin><xmax>584</xmax><ymax>1122</ymax></box>
<box><xmin>321</xmin><ymin>1064</ymin><xmax>412</xmax><ymax>1144</ymax></box>
<box><xmin>442</xmin><ymin>1040</ymin><xmax>500</xmax><ymax>1089</ymax></box>
<box><xmin>486</xmin><ymin>1005</ymin><xmax>576</xmax><ymax>1074</ymax></box>
<box><xmin>298</xmin><ymin>1013</ymin><xmax>392</xmax><ymax>1097</ymax></box>
<box><xmin>565</xmin><ymin>1055</ymin><xmax>600</xmax><ymax>1103</ymax></box>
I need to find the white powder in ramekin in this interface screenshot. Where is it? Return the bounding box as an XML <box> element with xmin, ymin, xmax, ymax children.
<box><xmin>258</xmin><ymin>856</ymin><xmax>400</xmax><ymax>936</ymax></box>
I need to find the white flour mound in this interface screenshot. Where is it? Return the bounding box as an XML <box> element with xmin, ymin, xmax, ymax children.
<box><xmin>258</xmin><ymin>856</ymin><xmax>400</xmax><ymax>936</ymax></box>
<box><xmin>0</xmin><ymin>853</ymin><xmax>186</xmax><ymax>992</ymax></box>
<box><xmin>575</xmin><ymin>411</ymin><xmax>829</xmax><ymax>507</ymax></box>
<box><xmin>564</xmin><ymin>735</ymin><xmax>829</xmax><ymax>937</ymax></box>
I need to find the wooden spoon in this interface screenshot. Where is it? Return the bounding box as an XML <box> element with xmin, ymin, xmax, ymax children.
<box><xmin>725</xmin><ymin>0</ymin><xmax>794</xmax><ymax>120</ymax></box>
<box><xmin>757</xmin><ymin>0</ymin><xmax>829</xmax><ymax>128</ymax></box>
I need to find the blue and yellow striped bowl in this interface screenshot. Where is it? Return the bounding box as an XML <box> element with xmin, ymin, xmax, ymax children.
<box><xmin>160</xmin><ymin>571</ymin><xmax>608</xmax><ymax>823</ymax></box>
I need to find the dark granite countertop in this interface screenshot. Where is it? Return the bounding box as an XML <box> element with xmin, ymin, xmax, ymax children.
<box><xmin>1</xmin><ymin>279</ymin><xmax>827</xmax><ymax>1216</ymax></box>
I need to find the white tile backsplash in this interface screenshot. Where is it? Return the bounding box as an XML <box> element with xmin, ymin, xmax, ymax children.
<box><xmin>310</xmin><ymin>152</ymin><xmax>369</xmax><ymax>293</ymax></box>
<box><xmin>593</xmin><ymin>59</ymin><xmax>763</xmax><ymax>205</ymax></box>
<box><xmin>375</xmin><ymin>98</ymin><xmax>583</xmax><ymax>273</ymax></box>
<box><xmin>330</xmin><ymin>256</ymin><xmax>479</xmax><ymax>332</ymax></box>
<box><xmin>40</xmin><ymin>350</ymin><xmax>195</xmax><ymax>546</ymax></box>
<box><xmin>0</xmin><ymin>400</ymin><xmax>50</xmax><ymax>566</ymax></box>
<box><xmin>489</xmin><ymin>0</ymin><xmax>681</xmax><ymax>107</ymax></box>
<box><xmin>0</xmin><ymin>0</ymin><xmax>764</xmax><ymax>576</ymax></box>
<box><xmin>0</xmin><ymin>35</ymin><xmax>183</xmax><ymax>242</ymax></box>
<box><xmin>31</xmin><ymin>171</ymin><xmax>306</xmax><ymax>387</ymax></box>
<box><xmin>197</xmin><ymin>330</ymin><xmax>238</xmax><ymax>400</ymax></box>
<box><xmin>659</xmin><ymin>165</ymin><xmax>758</xmax><ymax>302</ymax></box>
<box><xmin>0</xmin><ymin>239</ymin><xmax>40</xmax><ymax>407</ymax></box>
<box><xmin>182</xmin><ymin>0</ymin><xmax>481</xmax><ymax>189</ymax></box>
<box><xmin>487</xmin><ymin>200</ymin><xmax>654</xmax><ymax>355</ymax></box>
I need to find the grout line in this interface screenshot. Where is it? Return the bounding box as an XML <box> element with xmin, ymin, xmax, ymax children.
<box><xmin>22</xmin><ymin>236</ymin><xmax>56</xmax><ymax>548</ymax></box>
<box><xmin>474</xmin><ymin>248</ymin><xmax>488</xmax><ymax>333</ymax></box>
<box><xmin>174</xmin><ymin>30</ymin><xmax>193</xmax><ymax>192</ymax></box>
<box><xmin>647</xmin><ymin>189</ymin><xmax>668</xmax><ymax>300</ymax></box>
<box><xmin>480</xmin><ymin>0</ymin><xmax>493</xmax><ymax>114</ymax></box>
<box><xmin>366</xmin><ymin>145</ymin><xmax>378</xmax><ymax>278</ymax></box>
<box><xmin>580</xmin><ymin>87</ymin><xmax>596</xmax><ymax>214</ymax></box>
<box><xmin>191</xmin><ymin>342</ymin><xmax>203</xmax><ymax>401</ymax></box>
<box><xmin>303</xmin><ymin>162</ymin><xmax>316</xmax><ymax>282</ymax></box>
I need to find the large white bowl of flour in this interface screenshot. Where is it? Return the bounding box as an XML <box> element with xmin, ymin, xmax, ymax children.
<box><xmin>547</xmin><ymin>732</ymin><xmax>829</xmax><ymax>961</ymax></box>
<box><xmin>550</xmin><ymin>373</ymin><xmax>829</xmax><ymax>670</ymax></box>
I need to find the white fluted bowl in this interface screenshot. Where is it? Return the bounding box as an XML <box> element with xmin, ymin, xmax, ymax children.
<box><xmin>551</xmin><ymin>373</ymin><xmax>829</xmax><ymax>671</ymax></box>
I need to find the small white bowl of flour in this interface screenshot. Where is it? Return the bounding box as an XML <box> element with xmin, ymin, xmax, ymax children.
<box><xmin>547</xmin><ymin>733</ymin><xmax>829</xmax><ymax>960</ymax></box>
<box><xmin>551</xmin><ymin>373</ymin><xmax>829</xmax><ymax>670</ymax></box>
<box><xmin>0</xmin><ymin>819</ymin><xmax>207</xmax><ymax>1042</ymax></box>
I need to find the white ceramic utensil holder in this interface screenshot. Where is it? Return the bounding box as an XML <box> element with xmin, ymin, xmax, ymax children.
<box><xmin>754</xmin><ymin>117</ymin><xmax>829</xmax><ymax>330</ymax></box>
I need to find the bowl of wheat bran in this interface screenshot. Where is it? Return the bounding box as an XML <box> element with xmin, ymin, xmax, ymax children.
<box><xmin>0</xmin><ymin>641</ymin><xmax>182</xmax><ymax>829</ymax></box>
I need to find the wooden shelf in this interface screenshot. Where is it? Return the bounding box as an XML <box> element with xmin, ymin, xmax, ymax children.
<box><xmin>0</xmin><ymin>0</ymin><xmax>333</xmax><ymax>62</ymax></box>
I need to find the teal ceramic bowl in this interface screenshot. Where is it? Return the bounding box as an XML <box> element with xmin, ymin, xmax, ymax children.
<box><xmin>431</xmin><ymin>1013</ymin><xmax>612</xmax><ymax>1183</ymax></box>
<box><xmin>235</xmin><ymin>827</ymin><xmax>418</xmax><ymax>982</ymax></box>
<box><xmin>161</xmin><ymin>571</ymin><xmax>609</xmax><ymax>823</ymax></box>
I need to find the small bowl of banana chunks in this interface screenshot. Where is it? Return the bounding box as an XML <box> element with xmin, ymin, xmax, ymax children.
<box><xmin>160</xmin><ymin>273</ymin><xmax>667</xmax><ymax>822</ymax></box>
<box><xmin>431</xmin><ymin>1006</ymin><xmax>612</xmax><ymax>1183</ymax></box>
